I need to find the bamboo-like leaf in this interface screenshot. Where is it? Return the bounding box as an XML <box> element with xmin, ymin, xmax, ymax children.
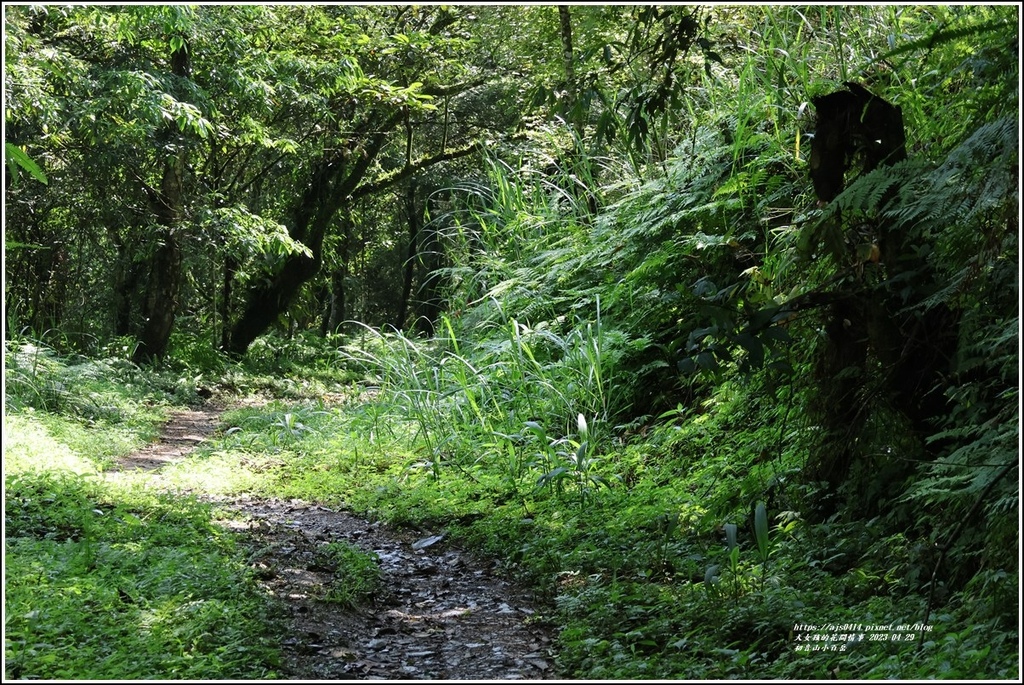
<box><xmin>724</xmin><ymin>522</ymin><xmax>737</xmax><ymax>551</ymax></box>
<box><xmin>704</xmin><ymin>564</ymin><xmax>720</xmax><ymax>588</ymax></box>
<box><xmin>863</xmin><ymin>18</ymin><xmax>1009</xmax><ymax>70</ymax></box>
<box><xmin>5</xmin><ymin>143</ymin><xmax>48</xmax><ymax>185</ymax></box>
<box><xmin>574</xmin><ymin>441</ymin><xmax>588</xmax><ymax>464</ymax></box>
<box><xmin>754</xmin><ymin>501</ymin><xmax>770</xmax><ymax>563</ymax></box>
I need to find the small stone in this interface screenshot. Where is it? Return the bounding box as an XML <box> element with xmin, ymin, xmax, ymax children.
<box><xmin>411</xmin><ymin>533</ymin><xmax>445</xmax><ymax>550</ymax></box>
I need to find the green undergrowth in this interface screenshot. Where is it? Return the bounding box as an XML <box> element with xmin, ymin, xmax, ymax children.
<box><xmin>316</xmin><ymin>541</ymin><xmax>383</xmax><ymax>607</ymax></box>
<box><xmin>4</xmin><ymin>471</ymin><xmax>282</xmax><ymax>680</ymax></box>
<box><xmin>5</xmin><ymin>331</ymin><xmax>1016</xmax><ymax>679</ymax></box>
<box><xmin>356</xmin><ymin>376</ymin><xmax>1014</xmax><ymax>679</ymax></box>
<box><xmin>170</xmin><ymin>331</ymin><xmax>364</xmax><ymax>402</ymax></box>
<box><xmin>154</xmin><ymin>360</ymin><xmax>1015</xmax><ymax>680</ymax></box>
<box><xmin>3</xmin><ymin>341</ymin><xmax>288</xmax><ymax>680</ymax></box>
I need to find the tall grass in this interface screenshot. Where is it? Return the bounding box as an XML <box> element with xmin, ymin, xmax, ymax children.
<box><xmin>341</xmin><ymin>296</ymin><xmax>629</xmax><ymax>501</ymax></box>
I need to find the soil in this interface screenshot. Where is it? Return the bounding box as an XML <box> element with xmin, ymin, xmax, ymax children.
<box><xmin>109</xmin><ymin>407</ymin><xmax>559</xmax><ymax>680</ymax></box>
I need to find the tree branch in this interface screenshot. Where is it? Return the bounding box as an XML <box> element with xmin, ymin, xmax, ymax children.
<box><xmin>421</xmin><ymin>78</ymin><xmax>488</xmax><ymax>98</ymax></box>
<box><xmin>350</xmin><ymin>139</ymin><xmax>488</xmax><ymax>199</ymax></box>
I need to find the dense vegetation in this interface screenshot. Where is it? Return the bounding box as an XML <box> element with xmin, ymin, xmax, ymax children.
<box><xmin>5</xmin><ymin>5</ymin><xmax>1018</xmax><ymax>680</ymax></box>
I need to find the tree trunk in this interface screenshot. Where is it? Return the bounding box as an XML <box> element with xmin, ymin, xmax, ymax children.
<box><xmin>558</xmin><ymin>6</ymin><xmax>578</xmax><ymax>135</ymax></box>
<box><xmin>134</xmin><ymin>233</ymin><xmax>182</xmax><ymax>362</ymax></box>
<box><xmin>397</xmin><ymin>181</ymin><xmax>420</xmax><ymax>330</ymax></box>
<box><xmin>132</xmin><ymin>39</ymin><xmax>190</xmax><ymax>364</ymax></box>
<box><xmin>320</xmin><ymin>268</ymin><xmax>343</xmax><ymax>336</ymax></box>
<box><xmin>111</xmin><ymin>250</ymin><xmax>141</xmax><ymax>338</ymax></box>
<box><xmin>227</xmin><ymin>113</ymin><xmax>400</xmax><ymax>356</ymax></box>
<box><xmin>227</xmin><ymin>248</ymin><xmax>321</xmax><ymax>356</ymax></box>
<box><xmin>556</xmin><ymin>6</ymin><xmax>599</xmax><ymax>219</ymax></box>
<box><xmin>414</xmin><ymin>193</ymin><xmax>445</xmax><ymax>336</ymax></box>
<box><xmin>220</xmin><ymin>254</ymin><xmax>236</xmax><ymax>350</ymax></box>
<box><xmin>322</xmin><ymin>215</ymin><xmax>352</xmax><ymax>336</ymax></box>
<box><xmin>225</xmin><ymin>81</ymin><xmax>484</xmax><ymax>355</ymax></box>
<box><xmin>226</xmin><ymin>171</ymin><xmax>338</xmax><ymax>355</ymax></box>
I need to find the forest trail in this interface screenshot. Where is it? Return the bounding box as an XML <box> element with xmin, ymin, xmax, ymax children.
<box><xmin>108</xmin><ymin>407</ymin><xmax>558</xmax><ymax>680</ymax></box>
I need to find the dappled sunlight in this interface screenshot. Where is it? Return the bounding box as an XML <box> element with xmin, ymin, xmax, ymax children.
<box><xmin>3</xmin><ymin>413</ymin><xmax>99</xmax><ymax>476</ymax></box>
<box><xmin>157</xmin><ymin>451</ymin><xmax>274</xmax><ymax>496</ymax></box>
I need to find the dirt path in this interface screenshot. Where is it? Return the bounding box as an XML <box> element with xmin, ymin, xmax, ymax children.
<box><xmin>111</xmin><ymin>407</ymin><xmax>225</xmax><ymax>472</ymax></box>
<box><xmin>111</xmin><ymin>407</ymin><xmax>558</xmax><ymax>680</ymax></box>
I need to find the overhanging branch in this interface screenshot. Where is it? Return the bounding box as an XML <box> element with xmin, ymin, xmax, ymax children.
<box><xmin>351</xmin><ymin>140</ymin><xmax>487</xmax><ymax>199</ymax></box>
<box><xmin>421</xmin><ymin>78</ymin><xmax>487</xmax><ymax>98</ymax></box>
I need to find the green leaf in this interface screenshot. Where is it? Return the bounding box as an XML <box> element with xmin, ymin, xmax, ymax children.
<box><xmin>4</xmin><ymin>240</ymin><xmax>50</xmax><ymax>250</ymax></box>
<box><xmin>754</xmin><ymin>501</ymin><xmax>770</xmax><ymax>563</ymax></box>
<box><xmin>574</xmin><ymin>441</ymin><xmax>588</xmax><ymax>464</ymax></box>
<box><xmin>538</xmin><ymin>466</ymin><xmax>569</xmax><ymax>486</ymax></box>
<box><xmin>704</xmin><ymin>564</ymin><xmax>720</xmax><ymax>587</ymax></box>
<box><xmin>724</xmin><ymin>522</ymin><xmax>737</xmax><ymax>551</ymax></box>
<box><xmin>864</xmin><ymin>18</ymin><xmax>1010</xmax><ymax>71</ymax></box>
<box><xmin>5</xmin><ymin>143</ymin><xmax>48</xmax><ymax>185</ymax></box>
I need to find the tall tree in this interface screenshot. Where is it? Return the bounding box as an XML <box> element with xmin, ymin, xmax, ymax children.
<box><xmin>133</xmin><ymin>31</ymin><xmax>191</xmax><ymax>362</ymax></box>
<box><xmin>4</xmin><ymin>5</ymin><xmax>215</xmax><ymax>355</ymax></box>
<box><xmin>224</xmin><ymin>6</ymin><xmax>497</xmax><ymax>355</ymax></box>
